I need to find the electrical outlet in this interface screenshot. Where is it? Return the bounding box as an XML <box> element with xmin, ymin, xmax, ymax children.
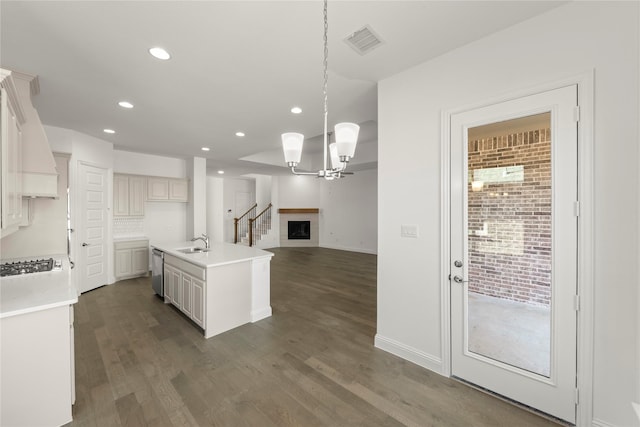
<box><xmin>401</xmin><ymin>224</ymin><xmax>418</xmax><ymax>238</ymax></box>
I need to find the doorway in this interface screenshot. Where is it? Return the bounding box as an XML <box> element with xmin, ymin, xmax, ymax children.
<box><xmin>449</xmin><ymin>86</ymin><xmax>578</xmax><ymax>423</ymax></box>
<box><xmin>78</xmin><ymin>163</ymin><xmax>108</xmax><ymax>293</ymax></box>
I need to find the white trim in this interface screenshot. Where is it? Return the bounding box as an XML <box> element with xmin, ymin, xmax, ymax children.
<box><xmin>440</xmin><ymin>110</ymin><xmax>452</xmax><ymax>376</ymax></box>
<box><xmin>319</xmin><ymin>244</ymin><xmax>377</xmax><ymax>255</ymax></box>
<box><xmin>440</xmin><ymin>71</ymin><xmax>595</xmax><ymax>426</ymax></box>
<box><xmin>591</xmin><ymin>418</ymin><xmax>617</xmax><ymax>427</ymax></box>
<box><xmin>250</xmin><ymin>307</ymin><xmax>272</xmax><ymax>323</ymax></box>
<box><xmin>374</xmin><ymin>334</ymin><xmax>443</xmax><ymax>373</ymax></box>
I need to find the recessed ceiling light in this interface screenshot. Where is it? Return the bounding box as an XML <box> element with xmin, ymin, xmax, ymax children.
<box><xmin>291</xmin><ymin>107</ymin><xmax>302</xmax><ymax>114</ymax></box>
<box><xmin>235</xmin><ymin>132</ymin><xmax>245</xmax><ymax>137</ymax></box>
<box><xmin>201</xmin><ymin>147</ymin><xmax>210</xmax><ymax>152</ymax></box>
<box><xmin>217</xmin><ymin>170</ymin><xmax>224</xmax><ymax>175</ymax></box>
<box><xmin>118</xmin><ymin>101</ymin><xmax>134</xmax><ymax>109</ymax></box>
<box><xmin>149</xmin><ymin>47</ymin><xmax>171</xmax><ymax>60</ymax></box>
<box><xmin>103</xmin><ymin>129</ymin><xmax>115</xmax><ymax>134</ymax></box>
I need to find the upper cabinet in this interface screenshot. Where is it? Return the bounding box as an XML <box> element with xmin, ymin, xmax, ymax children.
<box><xmin>1</xmin><ymin>70</ymin><xmax>25</xmax><ymax>238</ymax></box>
<box><xmin>113</xmin><ymin>174</ymin><xmax>145</xmax><ymax>217</ymax></box>
<box><xmin>147</xmin><ymin>177</ymin><xmax>188</xmax><ymax>202</ymax></box>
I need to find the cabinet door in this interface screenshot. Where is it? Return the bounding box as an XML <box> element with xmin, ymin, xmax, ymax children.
<box><xmin>172</xmin><ymin>268</ymin><xmax>182</xmax><ymax>309</ymax></box>
<box><xmin>168</xmin><ymin>179</ymin><xmax>188</xmax><ymax>202</ymax></box>
<box><xmin>114</xmin><ymin>248</ymin><xmax>132</xmax><ymax>278</ymax></box>
<box><xmin>147</xmin><ymin>177</ymin><xmax>169</xmax><ymax>201</ymax></box>
<box><xmin>128</xmin><ymin>176</ymin><xmax>145</xmax><ymax>216</ymax></box>
<box><xmin>113</xmin><ymin>175</ymin><xmax>130</xmax><ymax>217</ymax></box>
<box><xmin>191</xmin><ymin>278</ymin><xmax>205</xmax><ymax>328</ymax></box>
<box><xmin>163</xmin><ymin>264</ymin><xmax>174</xmax><ymax>303</ymax></box>
<box><xmin>131</xmin><ymin>247</ymin><xmax>148</xmax><ymax>275</ymax></box>
<box><xmin>181</xmin><ymin>274</ymin><xmax>193</xmax><ymax>317</ymax></box>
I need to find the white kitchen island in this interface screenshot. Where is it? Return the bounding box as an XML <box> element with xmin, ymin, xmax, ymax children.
<box><xmin>151</xmin><ymin>242</ymin><xmax>274</xmax><ymax>338</ymax></box>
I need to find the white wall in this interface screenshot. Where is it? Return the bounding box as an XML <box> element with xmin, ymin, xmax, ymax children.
<box><xmin>320</xmin><ymin>169</ymin><xmax>377</xmax><ymax>254</ymax></box>
<box><xmin>113</xmin><ymin>150</ymin><xmax>186</xmax><ymax>178</ymax></box>
<box><xmin>275</xmin><ymin>173</ymin><xmax>377</xmax><ymax>254</ymax></box>
<box><xmin>222</xmin><ymin>178</ymin><xmax>256</xmax><ymax>243</ymax></box>
<box><xmin>377</xmin><ymin>3</ymin><xmax>638</xmax><ymax>427</ymax></box>
<box><xmin>206</xmin><ymin>177</ymin><xmax>224</xmax><ymax>243</ymax></box>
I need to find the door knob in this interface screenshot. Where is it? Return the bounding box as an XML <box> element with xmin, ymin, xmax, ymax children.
<box><xmin>82</xmin><ymin>242</ymin><xmax>89</xmax><ymax>247</ymax></box>
<box><xmin>453</xmin><ymin>275</ymin><xmax>468</xmax><ymax>283</ymax></box>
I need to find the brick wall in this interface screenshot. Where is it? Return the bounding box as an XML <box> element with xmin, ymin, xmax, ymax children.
<box><xmin>467</xmin><ymin>127</ymin><xmax>551</xmax><ymax>307</ymax></box>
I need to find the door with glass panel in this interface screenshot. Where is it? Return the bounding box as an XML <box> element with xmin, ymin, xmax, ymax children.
<box><xmin>450</xmin><ymin>86</ymin><xmax>578</xmax><ymax>423</ymax></box>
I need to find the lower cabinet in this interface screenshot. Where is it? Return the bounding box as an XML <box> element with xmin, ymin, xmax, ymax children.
<box><xmin>164</xmin><ymin>254</ymin><xmax>205</xmax><ymax>328</ymax></box>
<box><xmin>114</xmin><ymin>240</ymin><xmax>149</xmax><ymax>280</ymax></box>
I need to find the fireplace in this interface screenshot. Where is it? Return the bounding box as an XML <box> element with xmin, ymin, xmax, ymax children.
<box><xmin>278</xmin><ymin>208</ymin><xmax>319</xmax><ymax>247</ymax></box>
<box><xmin>288</xmin><ymin>221</ymin><xmax>311</xmax><ymax>240</ymax></box>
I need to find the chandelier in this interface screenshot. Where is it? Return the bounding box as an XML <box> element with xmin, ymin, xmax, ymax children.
<box><xmin>281</xmin><ymin>0</ymin><xmax>359</xmax><ymax>180</ymax></box>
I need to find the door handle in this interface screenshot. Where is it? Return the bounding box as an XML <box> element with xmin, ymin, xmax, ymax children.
<box><xmin>82</xmin><ymin>242</ymin><xmax>89</xmax><ymax>247</ymax></box>
<box><xmin>453</xmin><ymin>275</ymin><xmax>468</xmax><ymax>284</ymax></box>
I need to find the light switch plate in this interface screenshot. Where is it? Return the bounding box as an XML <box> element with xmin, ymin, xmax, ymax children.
<box><xmin>401</xmin><ymin>224</ymin><xmax>418</xmax><ymax>238</ymax></box>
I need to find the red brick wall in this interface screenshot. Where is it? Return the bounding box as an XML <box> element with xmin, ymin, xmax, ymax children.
<box><xmin>467</xmin><ymin>128</ymin><xmax>551</xmax><ymax>307</ymax></box>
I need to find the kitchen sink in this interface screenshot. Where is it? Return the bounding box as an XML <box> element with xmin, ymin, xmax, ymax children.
<box><xmin>176</xmin><ymin>247</ymin><xmax>210</xmax><ymax>254</ymax></box>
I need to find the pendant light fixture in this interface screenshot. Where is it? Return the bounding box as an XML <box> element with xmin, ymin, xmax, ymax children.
<box><xmin>281</xmin><ymin>0</ymin><xmax>359</xmax><ymax>180</ymax></box>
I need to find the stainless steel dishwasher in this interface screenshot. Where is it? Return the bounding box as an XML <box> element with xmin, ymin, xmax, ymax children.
<box><xmin>151</xmin><ymin>248</ymin><xmax>164</xmax><ymax>297</ymax></box>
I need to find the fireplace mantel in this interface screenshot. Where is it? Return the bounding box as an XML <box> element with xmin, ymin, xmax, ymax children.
<box><xmin>278</xmin><ymin>208</ymin><xmax>319</xmax><ymax>214</ymax></box>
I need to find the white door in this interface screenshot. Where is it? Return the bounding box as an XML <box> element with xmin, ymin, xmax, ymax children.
<box><xmin>79</xmin><ymin>163</ymin><xmax>108</xmax><ymax>293</ymax></box>
<box><xmin>450</xmin><ymin>86</ymin><xmax>578</xmax><ymax>423</ymax></box>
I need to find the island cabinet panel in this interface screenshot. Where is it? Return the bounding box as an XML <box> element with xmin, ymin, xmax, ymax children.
<box><xmin>181</xmin><ymin>274</ymin><xmax>193</xmax><ymax>317</ymax></box>
<box><xmin>191</xmin><ymin>278</ymin><xmax>205</xmax><ymax>327</ymax></box>
<box><xmin>204</xmin><ymin>261</ymin><xmax>252</xmax><ymax>338</ymax></box>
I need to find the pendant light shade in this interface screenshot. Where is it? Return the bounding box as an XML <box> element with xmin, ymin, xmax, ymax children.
<box><xmin>334</xmin><ymin>122</ymin><xmax>359</xmax><ymax>159</ymax></box>
<box><xmin>329</xmin><ymin>143</ymin><xmax>342</xmax><ymax>170</ymax></box>
<box><xmin>282</xmin><ymin>132</ymin><xmax>304</xmax><ymax>165</ymax></box>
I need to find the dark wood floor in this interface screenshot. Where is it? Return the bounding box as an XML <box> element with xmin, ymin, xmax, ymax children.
<box><xmin>67</xmin><ymin>247</ymin><xmax>559</xmax><ymax>426</ymax></box>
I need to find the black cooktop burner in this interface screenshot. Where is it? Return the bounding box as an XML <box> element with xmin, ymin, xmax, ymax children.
<box><xmin>0</xmin><ymin>258</ymin><xmax>55</xmax><ymax>277</ymax></box>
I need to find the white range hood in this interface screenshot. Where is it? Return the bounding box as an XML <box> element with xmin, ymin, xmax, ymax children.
<box><xmin>12</xmin><ymin>71</ymin><xmax>58</xmax><ymax>198</ymax></box>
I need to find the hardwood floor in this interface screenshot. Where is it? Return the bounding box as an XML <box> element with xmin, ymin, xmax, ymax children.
<box><xmin>67</xmin><ymin>247</ymin><xmax>559</xmax><ymax>427</ymax></box>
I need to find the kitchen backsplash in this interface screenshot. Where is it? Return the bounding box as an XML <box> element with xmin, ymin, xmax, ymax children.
<box><xmin>113</xmin><ymin>218</ymin><xmax>145</xmax><ymax>237</ymax></box>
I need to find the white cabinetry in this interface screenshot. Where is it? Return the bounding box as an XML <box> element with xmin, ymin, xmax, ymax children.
<box><xmin>113</xmin><ymin>174</ymin><xmax>145</xmax><ymax>217</ymax></box>
<box><xmin>164</xmin><ymin>254</ymin><xmax>205</xmax><ymax>328</ymax></box>
<box><xmin>114</xmin><ymin>239</ymin><xmax>149</xmax><ymax>280</ymax></box>
<box><xmin>1</xmin><ymin>305</ymin><xmax>74</xmax><ymax>426</ymax></box>
<box><xmin>147</xmin><ymin>177</ymin><xmax>188</xmax><ymax>202</ymax></box>
<box><xmin>0</xmin><ymin>70</ymin><xmax>24</xmax><ymax>238</ymax></box>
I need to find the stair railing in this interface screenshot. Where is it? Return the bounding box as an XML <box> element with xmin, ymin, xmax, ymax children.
<box><xmin>234</xmin><ymin>203</ymin><xmax>257</xmax><ymax>244</ymax></box>
<box><xmin>249</xmin><ymin>203</ymin><xmax>272</xmax><ymax>247</ymax></box>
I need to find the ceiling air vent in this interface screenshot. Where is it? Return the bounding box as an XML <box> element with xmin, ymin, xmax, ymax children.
<box><xmin>344</xmin><ymin>25</ymin><xmax>384</xmax><ymax>56</ymax></box>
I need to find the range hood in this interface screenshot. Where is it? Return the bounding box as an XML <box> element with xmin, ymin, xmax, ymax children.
<box><xmin>12</xmin><ymin>71</ymin><xmax>58</xmax><ymax>198</ymax></box>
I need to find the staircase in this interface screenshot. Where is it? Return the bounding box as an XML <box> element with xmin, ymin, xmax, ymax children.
<box><xmin>234</xmin><ymin>203</ymin><xmax>273</xmax><ymax>247</ymax></box>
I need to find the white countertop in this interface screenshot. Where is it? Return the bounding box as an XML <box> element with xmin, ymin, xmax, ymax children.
<box><xmin>151</xmin><ymin>241</ymin><xmax>274</xmax><ymax>268</ymax></box>
<box><xmin>0</xmin><ymin>256</ymin><xmax>78</xmax><ymax>319</ymax></box>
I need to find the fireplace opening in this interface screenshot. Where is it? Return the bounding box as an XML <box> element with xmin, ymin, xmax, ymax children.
<box><xmin>288</xmin><ymin>221</ymin><xmax>311</xmax><ymax>240</ymax></box>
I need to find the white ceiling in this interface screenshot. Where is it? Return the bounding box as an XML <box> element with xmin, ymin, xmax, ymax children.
<box><xmin>1</xmin><ymin>1</ymin><xmax>566</xmax><ymax>177</ymax></box>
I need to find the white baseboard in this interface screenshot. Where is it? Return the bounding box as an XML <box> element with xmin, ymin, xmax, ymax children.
<box><xmin>592</xmin><ymin>418</ymin><xmax>620</xmax><ymax>427</ymax></box>
<box><xmin>320</xmin><ymin>244</ymin><xmax>377</xmax><ymax>255</ymax></box>
<box><xmin>251</xmin><ymin>306</ymin><xmax>272</xmax><ymax>322</ymax></box>
<box><xmin>374</xmin><ymin>334</ymin><xmax>443</xmax><ymax>374</ymax></box>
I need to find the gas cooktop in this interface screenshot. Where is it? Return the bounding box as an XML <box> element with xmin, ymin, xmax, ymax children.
<box><xmin>0</xmin><ymin>258</ymin><xmax>62</xmax><ymax>277</ymax></box>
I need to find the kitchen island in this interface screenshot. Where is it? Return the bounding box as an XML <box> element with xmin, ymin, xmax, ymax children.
<box><xmin>151</xmin><ymin>241</ymin><xmax>274</xmax><ymax>338</ymax></box>
<box><xmin>0</xmin><ymin>256</ymin><xmax>77</xmax><ymax>427</ymax></box>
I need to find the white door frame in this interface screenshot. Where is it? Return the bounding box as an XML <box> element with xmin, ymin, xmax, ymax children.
<box><xmin>440</xmin><ymin>71</ymin><xmax>594</xmax><ymax>425</ymax></box>
<box><xmin>76</xmin><ymin>161</ymin><xmax>112</xmax><ymax>292</ymax></box>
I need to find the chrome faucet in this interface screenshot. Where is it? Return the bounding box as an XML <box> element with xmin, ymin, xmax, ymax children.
<box><xmin>191</xmin><ymin>233</ymin><xmax>209</xmax><ymax>249</ymax></box>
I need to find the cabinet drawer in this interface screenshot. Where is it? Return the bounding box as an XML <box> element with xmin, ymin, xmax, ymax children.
<box><xmin>164</xmin><ymin>254</ymin><xmax>206</xmax><ymax>280</ymax></box>
<box><xmin>114</xmin><ymin>239</ymin><xmax>148</xmax><ymax>250</ymax></box>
